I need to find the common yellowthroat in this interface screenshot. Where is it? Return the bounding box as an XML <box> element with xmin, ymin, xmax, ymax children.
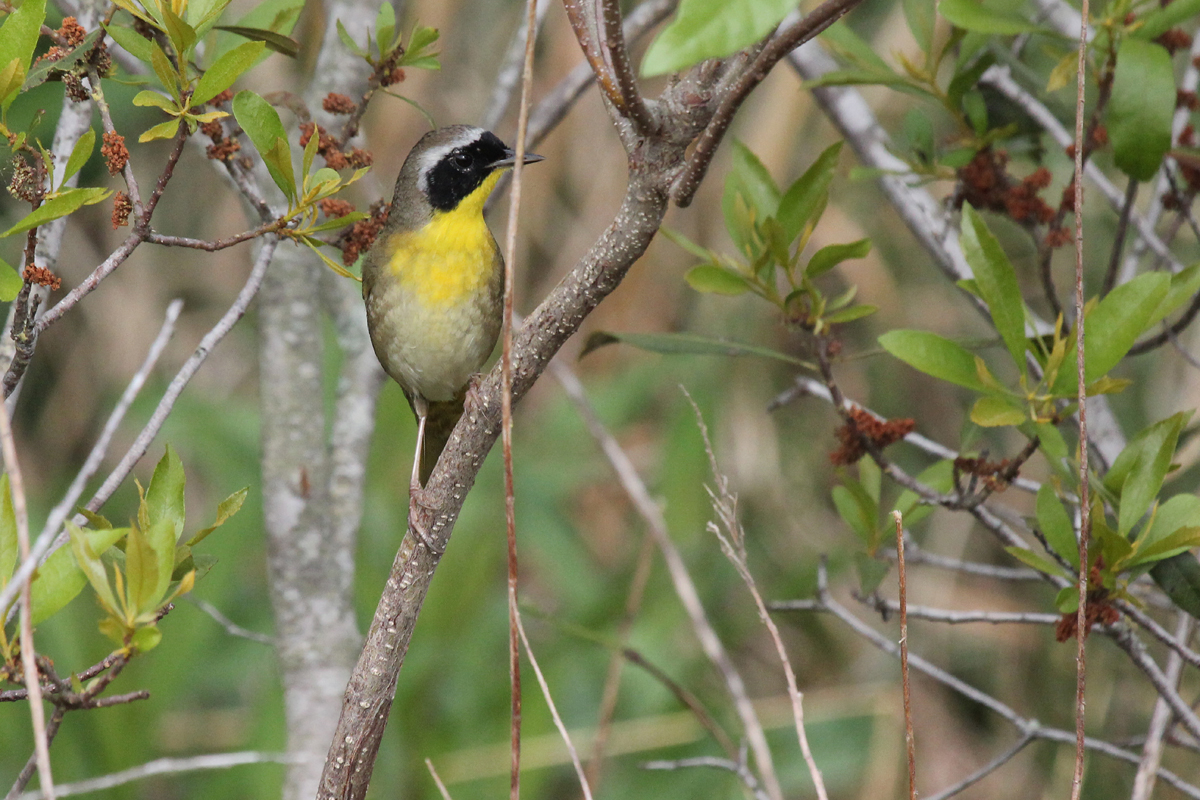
<box><xmin>363</xmin><ymin>125</ymin><xmax>543</xmax><ymax>489</ymax></box>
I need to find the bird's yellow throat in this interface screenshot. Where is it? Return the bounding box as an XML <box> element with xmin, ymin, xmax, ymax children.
<box><xmin>382</xmin><ymin>170</ymin><xmax>505</xmax><ymax>308</ymax></box>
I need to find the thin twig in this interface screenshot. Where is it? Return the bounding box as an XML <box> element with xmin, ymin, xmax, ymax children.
<box><xmin>1131</xmin><ymin>614</ymin><xmax>1193</xmax><ymax>800</ymax></box>
<box><xmin>12</xmin><ymin>752</ymin><xmax>299</xmax><ymax>800</ymax></box>
<box><xmin>514</xmin><ymin>611</ymin><xmax>594</xmax><ymax>800</ymax></box>
<box><xmin>802</xmin><ymin>562</ymin><xmax>1200</xmax><ymax>799</ymax></box>
<box><xmin>643</xmin><ymin>755</ymin><xmax>771</xmax><ymax>800</ymax></box>
<box><xmin>501</xmin><ymin>2</ymin><xmax>539</xmax><ymax>796</ymax></box>
<box><xmin>0</xmin><ymin>395</ymin><xmax>54</xmax><ymax>798</ymax></box>
<box><xmin>848</xmin><ymin>597</ymin><xmax>1060</xmax><ymax>625</ymax></box>
<box><xmin>481</xmin><ymin>0</ymin><xmax>553</xmax><ymax>131</ymax></box>
<box><xmin>1069</xmin><ymin>0</ymin><xmax>1091</xmax><ymax>794</ymax></box>
<box><xmin>597</xmin><ymin>0</ymin><xmax>655</xmax><ymax>134</ymax></box>
<box><xmin>1101</xmin><ymin>178</ymin><xmax>1138</xmax><ymax>296</ymax></box>
<box><xmin>424</xmin><ymin>759</ymin><xmax>454</xmax><ymax>800</ymax></box>
<box><xmin>185</xmin><ymin>597</ymin><xmax>275</xmax><ymax>645</ymax></box>
<box><xmin>894</xmin><ymin>511</ymin><xmax>916</xmax><ymax>800</ymax></box>
<box><xmin>686</xmin><ymin>394</ymin><xmax>828</xmax><ymax>800</ymax></box>
<box><xmin>556</xmin><ymin>370</ymin><xmax>782</xmax><ymax>800</ymax></box>
<box><xmin>923</xmin><ymin>733</ymin><xmax>1035</xmax><ymax>800</ymax></box>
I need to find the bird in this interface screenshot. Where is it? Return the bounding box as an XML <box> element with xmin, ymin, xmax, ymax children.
<box><xmin>362</xmin><ymin>125</ymin><xmax>543</xmax><ymax>492</ymax></box>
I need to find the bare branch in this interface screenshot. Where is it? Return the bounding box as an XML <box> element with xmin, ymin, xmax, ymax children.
<box><xmin>0</xmin><ymin>373</ymin><xmax>54</xmax><ymax>799</ymax></box>
<box><xmin>673</xmin><ymin>0</ymin><xmax>863</xmax><ymax>206</ymax></box>
<box><xmin>924</xmin><ymin>733</ymin><xmax>1035</xmax><ymax>800</ymax></box>
<box><xmin>1132</xmin><ymin>614</ymin><xmax>1193</xmax><ymax>800</ymax></box>
<box><xmin>801</xmin><ymin>563</ymin><xmax>1200</xmax><ymax>799</ymax></box>
<box><xmin>514</xmin><ymin>612</ymin><xmax>594</xmax><ymax>800</ymax></box>
<box><xmin>13</xmin><ymin>752</ymin><xmax>300</xmax><ymax>800</ymax></box>
<box><xmin>643</xmin><ymin>755</ymin><xmax>771</xmax><ymax>800</ymax></box>
<box><xmin>185</xmin><ymin>597</ymin><xmax>275</xmax><ymax>645</ymax></box>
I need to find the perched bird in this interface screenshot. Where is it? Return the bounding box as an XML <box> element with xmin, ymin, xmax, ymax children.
<box><xmin>363</xmin><ymin>125</ymin><xmax>543</xmax><ymax>489</ymax></box>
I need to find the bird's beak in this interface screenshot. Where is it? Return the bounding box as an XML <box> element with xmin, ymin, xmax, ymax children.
<box><xmin>491</xmin><ymin>149</ymin><xmax>545</xmax><ymax>169</ymax></box>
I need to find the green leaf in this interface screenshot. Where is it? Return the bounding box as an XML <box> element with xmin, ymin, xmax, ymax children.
<box><xmin>192</xmin><ymin>40</ymin><xmax>266</xmax><ymax>105</ymax></box>
<box><xmin>777</xmin><ymin>142</ymin><xmax>841</xmax><ymax>241</ymax></box>
<box><xmin>397</xmin><ymin>24</ymin><xmax>440</xmax><ymax>68</ymax></box>
<box><xmin>807</xmin><ymin>239</ymin><xmax>870</xmax><ymax>278</ymax></box>
<box><xmin>188</xmin><ymin>0</ymin><xmax>234</xmax><ymax>36</ymax></box>
<box><xmin>685</xmin><ymin>264</ymin><xmax>752</xmax><ymax>295</ymax></box>
<box><xmin>1036</xmin><ymin>484</ymin><xmax>1078</xmax><ymax>566</ymax></box>
<box><xmin>1050</xmin><ymin>272</ymin><xmax>1171</xmax><ymax>395</ymax></box>
<box><xmin>0</xmin><ymin>58</ymin><xmax>24</xmax><ymax>106</ymax></box>
<box><xmin>124</xmin><ymin>522</ymin><xmax>155</xmax><ymax>612</ymax></box>
<box><xmin>960</xmin><ymin>205</ymin><xmax>1028</xmax><ymax>375</ymax></box>
<box><xmin>970</xmin><ymin>395</ymin><xmax>1026</xmax><ymax>427</ymax></box>
<box><xmin>903</xmin><ymin>0</ymin><xmax>936</xmax><ymax>54</ymax></box>
<box><xmin>105</xmin><ymin>23</ymin><xmax>155</xmax><ymax>64</ymax></box>
<box><xmin>305</xmin><ymin>212</ymin><xmax>369</xmax><ymax>234</ymax></box>
<box><xmin>214</xmin><ymin>25</ymin><xmax>300</xmax><ymax>57</ymax></box>
<box><xmin>947</xmin><ymin>53</ymin><xmax>995</xmax><ymax>111</ymax></box>
<box><xmin>0</xmin><ymin>257</ymin><xmax>19</xmax><ymax>304</ymax></box>
<box><xmin>303</xmin><ymin>238</ymin><xmax>358</xmax><ymax>280</ymax></box>
<box><xmin>894</xmin><ymin>460</ymin><xmax>953</xmax><ymax>528</ymax></box>
<box><xmin>1104</xmin><ymin>412</ymin><xmax>1190</xmax><ymax>494</ymax></box>
<box><xmin>579</xmin><ymin>331</ymin><xmax>812</xmax><ymax>367</ymax></box>
<box><xmin>1106</xmin><ymin>413</ymin><xmax>1188</xmax><ymax>536</ymax></box>
<box><xmin>144</xmin><ymin>517</ymin><xmax>177</xmax><ymax>607</ymax></box>
<box><xmin>879</xmin><ymin>330</ymin><xmax>988</xmax><ymax>391</ymax></box>
<box><xmin>823</xmin><ymin>304</ymin><xmax>877</xmax><ymax>325</ymax></box>
<box><xmin>0</xmin><ymin>475</ymin><xmax>15</xmax><ymax>588</ymax></box>
<box><xmin>833</xmin><ymin>485</ymin><xmax>876</xmax><ymax>548</ymax></box>
<box><xmin>161</xmin><ymin>2</ymin><xmax>198</xmax><ymax>60</ymax></box>
<box><xmin>336</xmin><ymin>19</ymin><xmax>367</xmax><ymax>57</ymax></box>
<box><xmin>62</xmin><ymin>128</ymin><xmax>96</xmax><ymax>186</ymax></box>
<box><xmin>150</xmin><ymin>41</ymin><xmax>181</xmax><ymax>103</ymax></box>
<box><xmin>1134</xmin><ymin>0</ymin><xmax>1200</xmax><ymax>42</ymax></box>
<box><xmin>1138</xmin><ymin>494</ymin><xmax>1200</xmax><ymax>552</ymax></box>
<box><xmin>939</xmin><ymin>0</ymin><xmax>1043</xmax><ymax>34</ymax></box>
<box><xmin>0</xmin><ymin>0</ymin><xmax>46</xmax><ymax>109</ymax></box>
<box><xmin>130</xmin><ymin>623</ymin><xmax>162</xmax><ymax>652</ymax></box>
<box><xmin>820</xmin><ymin>22</ymin><xmax>893</xmax><ymax>73</ymax></box>
<box><xmin>233</xmin><ymin>90</ymin><xmax>295</xmax><ymax>200</ymax></box>
<box><xmin>187</xmin><ymin>487</ymin><xmax>248</xmax><ymax>546</ymax></box>
<box><xmin>133</xmin><ymin>89</ymin><xmax>177</xmax><ymax>111</ymax></box>
<box><xmin>641</xmin><ymin>0</ymin><xmax>801</xmax><ymax>76</ymax></box>
<box><xmin>1128</xmin><ymin>526</ymin><xmax>1200</xmax><ymax>568</ymax></box>
<box><xmin>727</xmin><ymin>140</ymin><xmax>780</xmax><ymax>220</ymax></box>
<box><xmin>1150</xmin><ymin>552</ymin><xmax>1200</xmax><ymax>619</ymax></box>
<box><xmin>1147</xmin><ymin>263</ymin><xmax>1200</xmax><ymax>328</ymax></box>
<box><xmin>1055</xmin><ymin>585</ymin><xmax>1079</xmax><ymax>614</ymax></box>
<box><xmin>66</xmin><ymin>522</ymin><xmax>122</xmax><ymax>616</ymax></box>
<box><xmin>139</xmin><ymin>118</ymin><xmax>182</xmax><ymax>143</ymax></box>
<box><xmin>0</xmin><ymin>187</ymin><xmax>112</xmax><ymax>238</ymax></box>
<box><xmin>145</xmin><ymin>444</ymin><xmax>186</xmax><ymax>541</ymax></box>
<box><xmin>854</xmin><ymin>552</ymin><xmax>890</xmax><ymax>595</ymax></box>
<box><xmin>1005</xmin><ymin>545</ymin><xmax>1067</xmax><ymax>578</ymax></box>
<box><xmin>375</xmin><ymin>1</ymin><xmax>395</xmax><ymax>57</ymax></box>
<box><xmin>21</xmin><ymin>28</ymin><xmax>104</xmax><ymax>92</ymax></box>
<box><xmin>1109</xmin><ymin>40</ymin><xmax>1174</xmax><ymax>181</ymax></box>
<box><xmin>30</xmin><ymin>528</ymin><xmax>124</xmax><ymax>625</ymax></box>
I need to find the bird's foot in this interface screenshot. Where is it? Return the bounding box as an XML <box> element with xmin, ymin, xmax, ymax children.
<box><xmin>464</xmin><ymin>372</ymin><xmax>486</xmax><ymax>411</ymax></box>
<box><xmin>408</xmin><ymin>480</ymin><xmax>444</xmax><ymax>556</ymax></box>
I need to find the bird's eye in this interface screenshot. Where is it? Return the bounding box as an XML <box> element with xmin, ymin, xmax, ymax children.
<box><xmin>451</xmin><ymin>152</ymin><xmax>472</xmax><ymax>170</ymax></box>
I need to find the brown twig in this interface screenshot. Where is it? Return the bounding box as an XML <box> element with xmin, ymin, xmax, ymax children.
<box><xmin>1</xmin><ymin>397</ymin><xmax>54</xmax><ymax>799</ymax></box>
<box><xmin>500</xmin><ymin>1</ymin><xmax>539</xmax><ymax>797</ymax></box>
<box><xmin>597</xmin><ymin>0</ymin><xmax>656</xmax><ymax>134</ymax></box>
<box><xmin>1101</xmin><ymin>178</ymin><xmax>1138</xmax><ymax>297</ymax></box>
<box><xmin>894</xmin><ymin>511</ymin><xmax>916</xmax><ymax>800</ymax></box>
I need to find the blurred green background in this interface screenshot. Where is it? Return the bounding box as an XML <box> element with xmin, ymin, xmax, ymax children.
<box><xmin>4</xmin><ymin>0</ymin><xmax>1200</xmax><ymax>797</ymax></box>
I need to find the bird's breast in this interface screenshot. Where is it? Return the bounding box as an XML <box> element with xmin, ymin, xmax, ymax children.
<box><xmin>383</xmin><ymin>208</ymin><xmax>499</xmax><ymax>309</ymax></box>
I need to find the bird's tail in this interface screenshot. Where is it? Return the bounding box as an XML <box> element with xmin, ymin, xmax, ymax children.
<box><xmin>419</xmin><ymin>392</ymin><xmax>466</xmax><ymax>485</ymax></box>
